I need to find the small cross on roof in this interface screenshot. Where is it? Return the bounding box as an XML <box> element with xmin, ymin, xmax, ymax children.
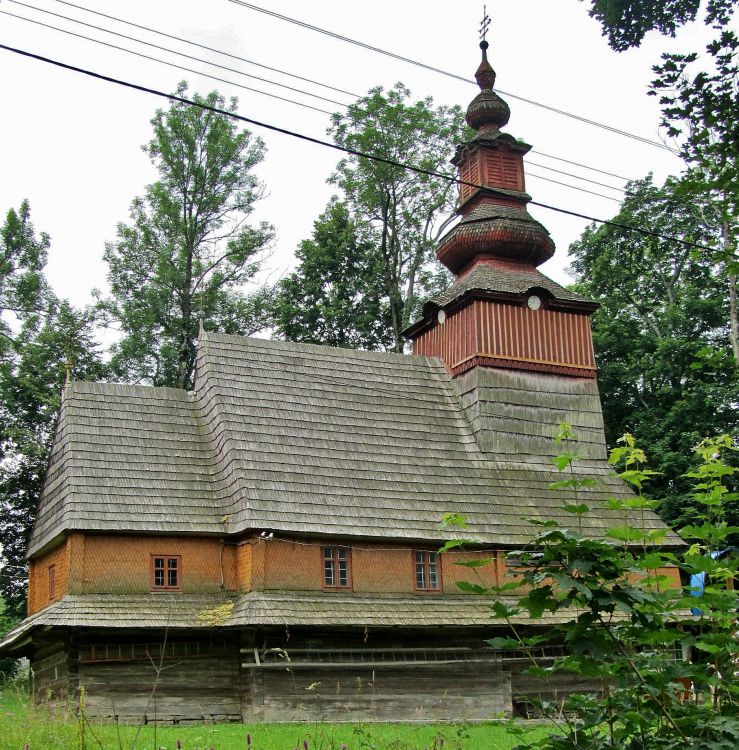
<box><xmin>479</xmin><ymin>5</ymin><xmax>491</xmax><ymax>42</ymax></box>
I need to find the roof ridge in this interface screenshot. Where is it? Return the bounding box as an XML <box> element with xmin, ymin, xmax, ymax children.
<box><xmin>66</xmin><ymin>380</ymin><xmax>195</xmax><ymax>400</ymax></box>
<box><xmin>201</xmin><ymin>331</ymin><xmax>445</xmax><ymax>367</ymax></box>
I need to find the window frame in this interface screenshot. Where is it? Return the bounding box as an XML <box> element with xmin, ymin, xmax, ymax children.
<box><xmin>414</xmin><ymin>550</ymin><xmax>441</xmax><ymax>592</ymax></box>
<box><xmin>150</xmin><ymin>555</ymin><xmax>182</xmax><ymax>591</ymax></box>
<box><xmin>321</xmin><ymin>546</ymin><xmax>352</xmax><ymax>590</ymax></box>
<box><xmin>48</xmin><ymin>564</ymin><xmax>56</xmax><ymax>600</ymax></box>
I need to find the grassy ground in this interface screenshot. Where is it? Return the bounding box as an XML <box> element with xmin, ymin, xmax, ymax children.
<box><xmin>0</xmin><ymin>686</ymin><xmax>544</xmax><ymax>750</ymax></box>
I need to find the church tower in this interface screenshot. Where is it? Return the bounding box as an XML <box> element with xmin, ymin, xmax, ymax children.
<box><xmin>406</xmin><ymin>40</ymin><xmax>607</xmax><ymax>462</ymax></box>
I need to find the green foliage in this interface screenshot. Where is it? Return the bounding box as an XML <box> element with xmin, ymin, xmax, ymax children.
<box><xmin>569</xmin><ymin>174</ymin><xmax>738</xmax><ymax>532</ymax></box>
<box><xmin>271</xmin><ymin>200</ymin><xmax>393</xmax><ymax>350</ymax></box>
<box><xmin>101</xmin><ymin>82</ymin><xmax>274</xmax><ymax>390</ymax></box>
<box><xmin>585</xmin><ymin>1</ymin><xmax>706</xmax><ymax>51</ymax></box>
<box><xmin>486</xmin><ymin>431</ymin><xmax>738</xmax><ymax>750</ymax></box>
<box><xmin>0</xmin><ymin>200</ymin><xmax>49</xmax><ymax>350</ymax></box>
<box><xmin>329</xmin><ymin>84</ymin><xmax>466</xmax><ymax>352</ymax></box>
<box><xmin>0</xmin><ymin>598</ymin><xmax>20</xmax><ymax>682</ymax></box>
<box><xmin>0</xmin><ymin>203</ymin><xmax>105</xmax><ymax>618</ymax></box>
<box><xmin>585</xmin><ymin>1</ymin><xmax>738</xmax><ymax>365</ymax></box>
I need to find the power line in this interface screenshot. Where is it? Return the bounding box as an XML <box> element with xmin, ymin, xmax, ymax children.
<box><xmin>53</xmin><ymin>0</ymin><xmax>637</xmax><ymax>183</ymax></box>
<box><xmin>225</xmin><ymin>0</ymin><xmax>679</xmax><ymax>155</ymax></box>
<box><xmin>525</xmin><ymin>171</ymin><xmax>620</xmax><ymax>202</ymax></box>
<box><xmin>8</xmin><ymin>1</ymin><xmax>349</xmax><ymax>108</ymax></box>
<box><xmin>532</xmin><ymin>151</ymin><xmax>632</xmax><ymax>183</ymax></box>
<box><xmin>0</xmin><ymin>9</ymin><xmax>335</xmax><ymax>114</ymax></box>
<box><xmin>51</xmin><ymin>0</ymin><xmax>358</xmax><ymax>99</ymax></box>
<box><xmin>0</xmin><ymin>43</ymin><xmax>713</xmax><ymax>253</ymax></box>
<box><xmin>3</xmin><ymin>5</ymin><xmax>629</xmax><ymax>198</ymax></box>
<box><xmin>526</xmin><ymin>161</ymin><xmax>625</xmax><ymax>193</ymax></box>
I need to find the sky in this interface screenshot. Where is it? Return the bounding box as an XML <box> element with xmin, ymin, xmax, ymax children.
<box><xmin>0</xmin><ymin>0</ymin><xmax>710</xmax><ymax>311</ymax></box>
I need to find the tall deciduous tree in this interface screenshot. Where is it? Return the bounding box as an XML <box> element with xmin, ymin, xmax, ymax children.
<box><xmin>0</xmin><ymin>200</ymin><xmax>49</xmax><ymax>355</ymax></box>
<box><xmin>329</xmin><ymin>84</ymin><xmax>465</xmax><ymax>352</ymax></box>
<box><xmin>585</xmin><ymin>0</ymin><xmax>739</xmax><ymax>363</ymax></box>
<box><xmin>272</xmin><ymin>200</ymin><xmax>394</xmax><ymax>350</ymax></box>
<box><xmin>0</xmin><ymin>203</ymin><xmax>105</xmax><ymax>618</ymax></box>
<box><xmin>569</xmin><ymin>174</ymin><xmax>738</xmax><ymax>529</ymax></box>
<box><xmin>102</xmin><ymin>83</ymin><xmax>274</xmax><ymax>389</ymax></box>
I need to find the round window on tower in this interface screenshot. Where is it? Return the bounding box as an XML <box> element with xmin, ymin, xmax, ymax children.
<box><xmin>437</xmin><ymin>309</ymin><xmax>446</xmax><ymax>325</ymax></box>
<box><xmin>527</xmin><ymin>295</ymin><xmax>541</xmax><ymax>311</ymax></box>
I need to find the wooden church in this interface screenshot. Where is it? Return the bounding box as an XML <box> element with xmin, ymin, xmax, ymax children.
<box><xmin>0</xmin><ymin>40</ymin><xmax>679</xmax><ymax>723</ymax></box>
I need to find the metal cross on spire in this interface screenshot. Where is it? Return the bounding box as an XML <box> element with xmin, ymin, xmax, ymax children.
<box><xmin>479</xmin><ymin>5</ymin><xmax>491</xmax><ymax>42</ymax></box>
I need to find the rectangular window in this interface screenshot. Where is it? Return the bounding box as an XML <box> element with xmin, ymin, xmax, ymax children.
<box><xmin>415</xmin><ymin>551</ymin><xmax>440</xmax><ymax>591</ymax></box>
<box><xmin>322</xmin><ymin>547</ymin><xmax>351</xmax><ymax>589</ymax></box>
<box><xmin>151</xmin><ymin>555</ymin><xmax>181</xmax><ymax>591</ymax></box>
<box><xmin>48</xmin><ymin>564</ymin><xmax>56</xmax><ymax>600</ymax></box>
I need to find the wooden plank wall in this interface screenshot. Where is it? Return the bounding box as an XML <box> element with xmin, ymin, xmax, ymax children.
<box><xmin>454</xmin><ymin>366</ymin><xmax>607</xmax><ymax>461</ymax></box>
<box><xmin>245</xmin><ymin>664</ymin><xmax>512</xmax><ymax>722</ymax></box>
<box><xmin>77</xmin><ymin>636</ymin><xmax>241</xmax><ymax>724</ymax></box>
<box><xmin>31</xmin><ymin>639</ymin><xmax>71</xmax><ymax>701</ymax></box>
<box><xmin>509</xmin><ymin>662</ymin><xmax>602</xmax><ymax>716</ymax></box>
<box><xmin>414</xmin><ymin>301</ymin><xmax>595</xmax><ymax>376</ymax></box>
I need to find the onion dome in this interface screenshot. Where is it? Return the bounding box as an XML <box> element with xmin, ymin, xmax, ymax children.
<box><xmin>465</xmin><ymin>41</ymin><xmax>510</xmax><ymax>131</ymax></box>
<box><xmin>436</xmin><ymin>202</ymin><xmax>555</xmax><ymax>274</ymax></box>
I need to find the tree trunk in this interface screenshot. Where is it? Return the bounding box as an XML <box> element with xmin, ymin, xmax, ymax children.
<box><xmin>722</xmin><ymin>220</ymin><xmax>739</xmax><ymax>367</ymax></box>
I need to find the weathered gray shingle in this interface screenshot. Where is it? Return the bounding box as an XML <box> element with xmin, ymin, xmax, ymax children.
<box><xmin>29</xmin><ymin>382</ymin><xmax>224</xmax><ymax>556</ymax></box>
<box><xmin>28</xmin><ymin>333</ymin><xmax>677</xmax><ymax>558</ymax></box>
<box><xmin>0</xmin><ymin>591</ymin><xmax>579</xmax><ymax>650</ymax></box>
<box><xmin>434</xmin><ymin>261</ymin><xmax>588</xmax><ymax>308</ymax></box>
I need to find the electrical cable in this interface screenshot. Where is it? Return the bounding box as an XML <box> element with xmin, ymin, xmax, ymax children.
<box><xmin>3</xmin><ymin>4</ymin><xmax>345</xmax><ymax>108</ymax></box>
<box><xmin>0</xmin><ymin>9</ymin><xmax>335</xmax><ymax>114</ymax></box>
<box><xmin>3</xmin><ymin>6</ymin><xmax>628</xmax><ymax>197</ymax></box>
<box><xmin>0</xmin><ymin>43</ymin><xmax>714</xmax><ymax>252</ymax></box>
<box><xmin>524</xmin><ymin>171</ymin><xmax>621</xmax><ymax>202</ymax></box>
<box><xmin>225</xmin><ymin>0</ymin><xmax>679</xmax><ymax>154</ymax></box>
<box><xmin>38</xmin><ymin>0</ymin><xmax>636</xmax><ymax>186</ymax></box>
<box><xmin>531</xmin><ymin>151</ymin><xmax>632</xmax><ymax>183</ymax></box>
<box><xmin>526</xmin><ymin>161</ymin><xmax>625</xmax><ymax>193</ymax></box>
<box><xmin>50</xmin><ymin>0</ymin><xmax>358</xmax><ymax>98</ymax></box>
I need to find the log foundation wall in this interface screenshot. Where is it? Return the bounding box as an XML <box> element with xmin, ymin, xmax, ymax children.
<box><xmin>28</xmin><ymin>629</ymin><xmax>607</xmax><ymax>723</ymax></box>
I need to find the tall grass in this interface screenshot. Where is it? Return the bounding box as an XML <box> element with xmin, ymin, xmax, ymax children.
<box><xmin>0</xmin><ymin>685</ymin><xmax>542</xmax><ymax>750</ymax></box>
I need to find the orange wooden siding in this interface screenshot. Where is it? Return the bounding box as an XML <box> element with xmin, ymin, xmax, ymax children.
<box><xmin>442</xmin><ymin>551</ymin><xmax>500</xmax><ymax>591</ymax></box>
<box><xmin>235</xmin><ymin>541</ymin><xmax>253</xmax><ymax>592</ymax></box>
<box><xmin>74</xmin><ymin>535</ymin><xmax>238</xmax><ymax>594</ymax></box>
<box><xmin>250</xmin><ymin>540</ymin><xmax>499</xmax><ymax>594</ymax></box>
<box><xmin>27</xmin><ymin>535</ymin><xmax>680</xmax><ymax>616</ymax></box>
<box><xmin>500</xmin><ymin>559</ymin><xmax>682</xmax><ymax>594</ymax></box>
<box><xmin>28</xmin><ymin>540</ymin><xmax>69</xmax><ymax>615</ymax></box>
<box><xmin>414</xmin><ymin>300</ymin><xmax>595</xmax><ymax>374</ymax></box>
<box><xmin>459</xmin><ymin>150</ymin><xmax>524</xmax><ymax>202</ymax></box>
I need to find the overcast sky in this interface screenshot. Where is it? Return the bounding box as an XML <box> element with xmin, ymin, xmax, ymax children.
<box><xmin>0</xmin><ymin>0</ymin><xmax>709</xmax><ymax>310</ymax></box>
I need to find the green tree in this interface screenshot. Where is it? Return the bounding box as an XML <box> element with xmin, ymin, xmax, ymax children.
<box><xmin>585</xmin><ymin>1</ymin><xmax>739</xmax><ymax>362</ymax></box>
<box><xmin>329</xmin><ymin>84</ymin><xmax>466</xmax><ymax>352</ymax></box>
<box><xmin>585</xmin><ymin>1</ymin><xmax>723</xmax><ymax>50</ymax></box>
<box><xmin>0</xmin><ymin>200</ymin><xmax>49</xmax><ymax>355</ymax></box>
<box><xmin>569</xmin><ymin>175</ymin><xmax>738</xmax><ymax>529</ymax></box>
<box><xmin>271</xmin><ymin>200</ymin><xmax>393</xmax><ymax>350</ymax></box>
<box><xmin>0</xmin><ymin>204</ymin><xmax>105</xmax><ymax>618</ymax></box>
<box><xmin>102</xmin><ymin>82</ymin><xmax>274</xmax><ymax>390</ymax></box>
<box><xmin>0</xmin><ymin>596</ymin><xmax>20</xmax><ymax>680</ymax></box>
<box><xmin>482</xmin><ymin>432</ymin><xmax>739</xmax><ymax>750</ymax></box>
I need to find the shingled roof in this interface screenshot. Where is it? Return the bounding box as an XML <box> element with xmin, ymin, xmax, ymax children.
<box><xmin>433</xmin><ymin>260</ymin><xmax>589</xmax><ymax>309</ymax></box>
<box><xmin>29</xmin><ymin>383</ymin><xmax>224</xmax><ymax>556</ymax></box>
<box><xmin>0</xmin><ymin>591</ymin><xmax>583</xmax><ymax>651</ymax></box>
<box><xmin>28</xmin><ymin>333</ymin><xmax>676</xmax><ymax>558</ymax></box>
